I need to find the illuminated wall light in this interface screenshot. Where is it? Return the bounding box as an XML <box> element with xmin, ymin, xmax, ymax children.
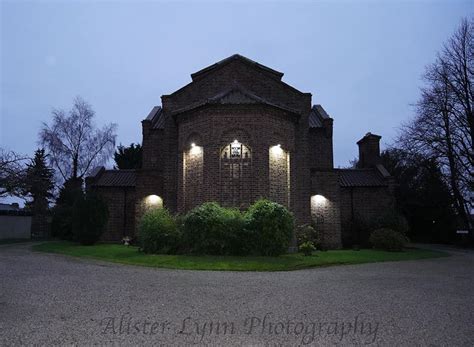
<box><xmin>189</xmin><ymin>143</ymin><xmax>202</xmax><ymax>155</ymax></box>
<box><xmin>270</xmin><ymin>144</ymin><xmax>284</xmax><ymax>156</ymax></box>
<box><xmin>311</xmin><ymin>194</ymin><xmax>327</xmax><ymax>205</ymax></box>
<box><xmin>189</xmin><ymin>142</ymin><xmax>202</xmax><ymax>155</ymax></box>
<box><xmin>145</xmin><ymin>194</ymin><xmax>163</xmax><ymax>207</ymax></box>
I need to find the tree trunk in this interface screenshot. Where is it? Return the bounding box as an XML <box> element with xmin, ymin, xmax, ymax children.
<box><xmin>443</xmin><ymin>113</ymin><xmax>471</xmax><ymax>232</ymax></box>
<box><xmin>72</xmin><ymin>154</ymin><xmax>78</xmax><ymax>179</ymax></box>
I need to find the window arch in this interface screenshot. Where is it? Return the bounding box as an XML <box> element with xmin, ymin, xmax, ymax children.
<box><xmin>220</xmin><ymin>140</ymin><xmax>251</xmax><ymax>160</ymax></box>
<box><xmin>219</xmin><ymin>140</ymin><xmax>252</xmax><ymax>207</ymax></box>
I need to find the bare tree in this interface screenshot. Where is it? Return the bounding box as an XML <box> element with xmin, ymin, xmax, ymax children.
<box><xmin>40</xmin><ymin>96</ymin><xmax>117</xmax><ymax>182</ymax></box>
<box><xmin>0</xmin><ymin>148</ymin><xmax>28</xmax><ymax>198</ymax></box>
<box><xmin>438</xmin><ymin>18</ymin><xmax>474</xmax><ymax>150</ymax></box>
<box><xmin>399</xmin><ymin>18</ymin><xmax>473</xmax><ymax>232</ymax></box>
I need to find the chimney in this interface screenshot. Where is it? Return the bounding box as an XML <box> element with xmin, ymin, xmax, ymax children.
<box><xmin>356</xmin><ymin>132</ymin><xmax>382</xmax><ymax>168</ymax></box>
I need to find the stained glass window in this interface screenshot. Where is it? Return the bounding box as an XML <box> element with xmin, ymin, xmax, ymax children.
<box><xmin>220</xmin><ymin>141</ymin><xmax>252</xmax><ymax>208</ymax></box>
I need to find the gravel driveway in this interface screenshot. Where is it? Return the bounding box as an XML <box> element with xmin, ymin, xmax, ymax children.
<box><xmin>1</xmin><ymin>243</ymin><xmax>473</xmax><ymax>346</ymax></box>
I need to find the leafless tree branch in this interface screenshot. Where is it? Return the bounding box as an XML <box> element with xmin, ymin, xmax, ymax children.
<box><xmin>39</xmin><ymin>96</ymin><xmax>117</xmax><ymax>183</ymax></box>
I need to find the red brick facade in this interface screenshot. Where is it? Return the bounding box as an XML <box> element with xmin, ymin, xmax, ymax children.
<box><xmin>88</xmin><ymin>55</ymin><xmax>394</xmax><ymax>248</ymax></box>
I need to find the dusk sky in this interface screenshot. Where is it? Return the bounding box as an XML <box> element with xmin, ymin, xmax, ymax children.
<box><xmin>1</xmin><ymin>0</ymin><xmax>471</xmax><ymax>169</ymax></box>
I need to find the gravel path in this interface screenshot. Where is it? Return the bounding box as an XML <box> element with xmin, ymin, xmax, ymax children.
<box><xmin>1</xmin><ymin>244</ymin><xmax>473</xmax><ymax>346</ymax></box>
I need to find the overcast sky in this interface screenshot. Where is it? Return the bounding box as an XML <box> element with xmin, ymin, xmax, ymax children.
<box><xmin>1</xmin><ymin>0</ymin><xmax>471</xmax><ymax>170</ymax></box>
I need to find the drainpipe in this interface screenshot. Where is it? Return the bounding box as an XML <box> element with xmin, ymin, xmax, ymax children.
<box><xmin>350</xmin><ymin>187</ymin><xmax>359</xmax><ymax>249</ymax></box>
<box><xmin>123</xmin><ymin>188</ymin><xmax>128</xmax><ymax>237</ymax></box>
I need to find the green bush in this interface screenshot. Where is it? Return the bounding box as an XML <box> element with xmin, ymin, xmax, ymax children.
<box><xmin>51</xmin><ymin>178</ymin><xmax>84</xmax><ymax>240</ymax></box>
<box><xmin>138</xmin><ymin>208</ymin><xmax>179</xmax><ymax>254</ymax></box>
<box><xmin>295</xmin><ymin>224</ymin><xmax>320</xmax><ymax>249</ymax></box>
<box><xmin>182</xmin><ymin>202</ymin><xmax>248</xmax><ymax>255</ymax></box>
<box><xmin>138</xmin><ymin>200</ymin><xmax>294</xmax><ymax>256</ymax></box>
<box><xmin>72</xmin><ymin>193</ymin><xmax>108</xmax><ymax>245</ymax></box>
<box><xmin>369</xmin><ymin>228</ymin><xmax>409</xmax><ymax>252</ymax></box>
<box><xmin>51</xmin><ymin>205</ymin><xmax>75</xmax><ymax>240</ymax></box>
<box><xmin>299</xmin><ymin>241</ymin><xmax>316</xmax><ymax>256</ymax></box>
<box><xmin>221</xmin><ymin>208</ymin><xmax>250</xmax><ymax>256</ymax></box>
<box><xmin>245</xmin><ymin>199</ymin><xmax>293</xmax><ymax>256</ymax></box>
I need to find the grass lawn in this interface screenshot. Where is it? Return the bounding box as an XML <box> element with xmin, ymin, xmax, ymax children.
<box><xmin>32</xmin><ymin>241</ymin><xmax>449</xmax><ymax>271</ymax></box>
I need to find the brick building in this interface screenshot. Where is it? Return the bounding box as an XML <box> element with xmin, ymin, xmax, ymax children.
<box><xmin>88</xmin><ymin>54</ymin><xmax>395</xmax><ymax>248</ymax></box>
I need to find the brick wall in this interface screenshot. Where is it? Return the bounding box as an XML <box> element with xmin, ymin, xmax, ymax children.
<box><xmin>175</xmin><ymin>104</ymin><xmax>299</xmax><ymax>213</ymax></box>
<box><xmin>162</xmin><ymin>59</ymin><xmax>310</xmax><ymax>115</ymax></box>
<box><xmin>357</xmin><ymin>134</ymin><xmax>382</xmax><ymax>168</ymax></box>
<box><xmin>136</xmin><ymin>122</ymin><xmax>166</xmax><ymax>231</ymax></box>
<box><xmin>269</xmin><ymin>146</ymin><xmax>290</xmax><ymax>207</ymax></box>
<box><xmin>183</xmin><ymin>145</ymin><xmax>204</xmax><ymax>211</ymax></box>
<box><xmin>339</xmin><ymin>186</ymin><xmax>394</xmax><ymax>246</ymax></box>
<box><xmin>309</xmin><ymin>128</ymin><xmax>333</xmax><ymax>170</ymax></box>
<box><xmin>93</xmin><ymin>187</ymin><xmax>136</xmax><ymax>241</ymax></box>
<box><xmin>310</xmin><ymin>170</ymin><xmax>342</xmax><ymax>249</ymax></box>
<box><xmin>136</xmin><ymin>57</ymin><xmax>319</xmax><ymax>241</ymax></box>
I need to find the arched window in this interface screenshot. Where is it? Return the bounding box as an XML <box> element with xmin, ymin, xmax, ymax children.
<box><xmin>220</xmin><ymin>140</ymin><xmax>252</xmax><ymax>207</ymax></box>
<box><xmin>220</xmin><ymin>140</ymin><xmax>251</xmax><ymax>160</ymax></box>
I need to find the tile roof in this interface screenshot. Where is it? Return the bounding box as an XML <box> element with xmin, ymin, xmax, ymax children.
<box><xmin>337</xmin><ymin>169</ymin><xmax>388</xmax><ymax>187</ymax></box>
<box><xmin>145</xmin><ymin>106</ymin><xmax>164</xmax><ymax>129</ymax></box>
<box><xmin>309</xmin><ymin>105</ymin><xmax>331</xmax><ymax>128</ymax></box>
<box><xmin>92</xmin><ymin>170</ymin><xmax>136</xmax><ymax>187</ymax></box>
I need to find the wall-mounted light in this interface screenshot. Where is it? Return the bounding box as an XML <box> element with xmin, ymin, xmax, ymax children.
<box><xmin>145</xmin><ymin>194</ymin><xmax>163</xmax><ymax>207</ymax></box>
<box><xmin>189</xmin><ymin>143</ymin><xmax>202</xmax><ymax>155</ymax></box>
<box><xmin>311</xmin><ymin>194</ymin><xmax>327</xmax><ymax>205</ymax></box>
<box><xmin>270</xmin><ymin>144</ymin><xmax>284</xmax><ymax>156</ymax></box>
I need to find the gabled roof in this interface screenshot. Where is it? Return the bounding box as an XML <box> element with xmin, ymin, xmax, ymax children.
<box><xmin>165</xmin><ymin>54</ymin><xmax>310</xmax><ymax>103</ymax></box>
<box><xmin>91</xmin><ymin>169</ymin><xmax>136</xmax><ymax>187</ymax></box>
<box><xmin>309</xmin><ymin>105</ymin><xmax>331</xmax><ymax>128</ymax></box>
<box><xmin>144</xmin><ymin>106</ymin><xmax>164</xmax><ymax>129</ymax></box>
<box><xmin>191</xmin><ymin>54</ymin><xmax>284</xmax><ymax>81</ymax></box>
<box><xmin>170</xmin><ymin>86</ymin><xmax>301</xmax><ymax>116</ymax></box>
<box><xmin>337</xmin><ymin>168</ymin><xmax>387</xmax><ymax>187</ymax></box>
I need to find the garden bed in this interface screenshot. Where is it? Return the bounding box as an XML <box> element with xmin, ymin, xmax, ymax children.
<box><xmin>32</xmin><ymin>241</ymin><xmax>449</xmax><ymax>271</ymax></box>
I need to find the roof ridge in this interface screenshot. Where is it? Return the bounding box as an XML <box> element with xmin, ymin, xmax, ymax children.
<box><xmin>145</xmin><ymin>105</ymin><xmax>161</xmax><ymax>121</ymax></box>
<box><xmin>309</xmin><ymin>104</ymin><xmax>332</xmax><ymax>128</ymax></box>
<box><xmin>190</xmin><ymin>54</ymin><xmax>284</xmax><ymax>81</ymax></box>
